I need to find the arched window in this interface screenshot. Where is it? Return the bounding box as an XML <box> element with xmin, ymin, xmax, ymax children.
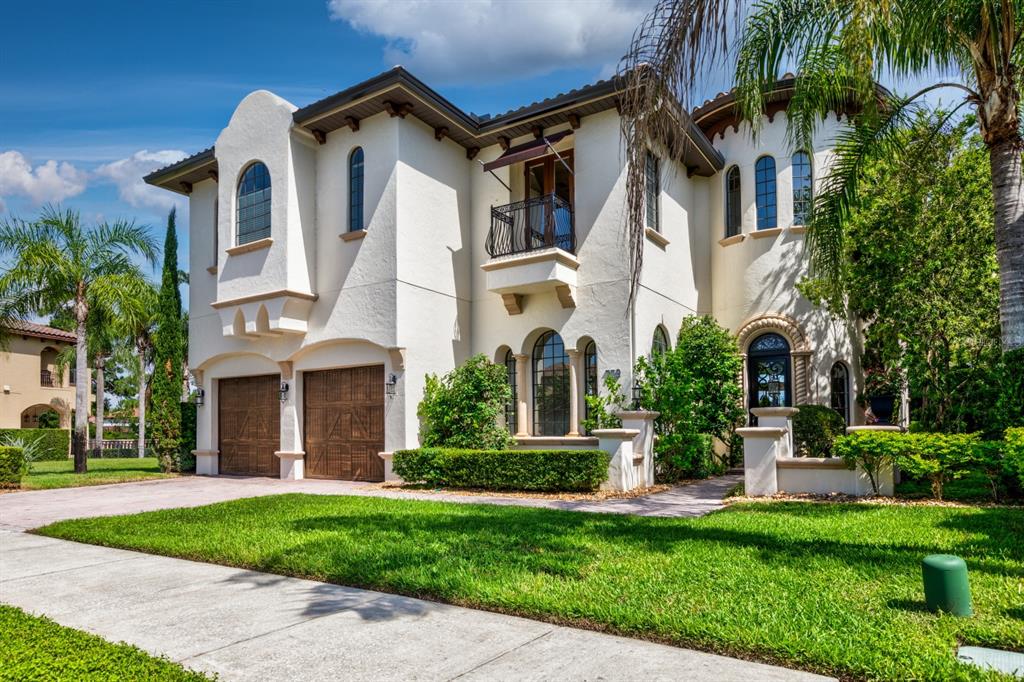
<box><xmin>747</xmin><ymin>332</ymin><xmax>791</xmax><ymax>412</ymax></box>
<box><xmin>645</xmin><ymin>151</ymin><xmax>660</xmax><ymax>231</ymax></box>
<box><xmin>792</xmin><ymin>151</ymin><xmax>813</xmax><ymax>225</ymax></box>
<box><xmin>754</xmin><ymin>156</ymin><xmax>777</xmax><ymax>230</ymax></box>
<box><xmin>40</xmin><ymin>346</ymin><xmax>58</xmax><ymax>387</ymax></box>
<box><xmin>584</xmin><ymin>341</ymin><xmax>598</xmax><ymax>429</ymax></box>
<box><xmin>349</xmin><ymin>147</ymin><xmax>364</xmax><ymax>232</ymax></box>
<box><xmin>533</xmin><ymin>331</ymin><xmax>570</xmax><ymax>436</ymax></box>
<box><xmin>652</xmin><ymin>326</ymin><xmax>670</xmax><ymax>355</ymax></box>
<box><xmin>236</xmin><ymin>162</ymin><xmax>271</xmax><ymax>245</ymax></box>
<box><xmin>725</xmin><ymin>165</ymin><xmax>741</xmax><ymax>237</ymax></box>
<box><xmin>830</xmin><ymin>362</ymin><xmax>850</xmax><ymax>424</ymax></box>
<box><xmin>503</xmin><ymin>349</ymin><xmax>517</xmax><ymax>435</ymax></box>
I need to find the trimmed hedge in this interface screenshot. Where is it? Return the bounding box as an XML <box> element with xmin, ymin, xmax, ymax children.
<box><xmin>393</xmin><ymin>448</ymin><xmax>609</xmax><ymax>492</ymax></box>
<box><xmin>0</xmin><ymin>446</ymin><xmax>25</xmax><ymax>488</ymax></box>
<box><xmin>793</xmin><ymin>404</ymin><xmax>846</xmax><ymax>457</ymax></box>
<box><xmin>0</xmin><ymin>428</ymin><xmax>69</xmax><ymax>461</ymax></box>
<box><xmin>1006</xmin><ymin>427</ymin><xmax>1024</xmax><ymax>488</ymax></box>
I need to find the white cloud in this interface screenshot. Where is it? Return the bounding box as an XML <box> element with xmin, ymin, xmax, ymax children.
<box><xmin>328</xmin><ymin>0</ymin><xmax>653</xmax><ymax>82</ymax></box>
<box><xmin>94</xmin><ymin>149</ymin><xmax>187</xmax><ymax>211</ymax></box>
<box><xmin>0</xmin><ymin>151</ymin><xmax>88</xmax><ymax>208</ymax></box>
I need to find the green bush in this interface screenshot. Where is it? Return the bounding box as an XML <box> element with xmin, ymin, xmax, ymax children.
<box><xmin>834</xmin><ymin>431</ymin><xmax>906</xmax><ymax>495</ymax></box>
<box><xmin>393</xmin><ymin>448</ymin><xmax>608</xmax><ymax>492</ymax></box>
<box><xmin>898</xmin><ymin>432</ymin><xmax>978</xmax><ymax>501</ymax></box>
<box><xmin>0</xmin><ymin>428</ymin><xmax>69</xmax><ymax>461</ymax></box>
<box><xmin>178</xmin><ymin>402</ymin><xmax>197</xmax><ymax>472</ymax></box>
<box><xmin>0</xmin><ymin>446</ymin><xmax>26</xmax><ymax>488</ymax></box>
<box><xmin>1005</xmin><ymin>427</ymin><xmax>1024</xmax><ymax>489</ymax></box>
<box><xmin>655</xmin><ymin>433</ymin><xmax>717</xmax><ymax>480</ymax></box>
<box><xmin>792</xmin><ymin>405</ymin><xmax>847</xmax><ymax>457</ymax></box>
<box><xmin>418</xmin><ymin>355</ymin><xmax>513</xmax><ymax>450</ymax></box>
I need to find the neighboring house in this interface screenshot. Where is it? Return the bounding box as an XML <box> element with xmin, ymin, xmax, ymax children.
<box><xmin>145</xmin><ymin>67</ymin><xmax>861</xmax><ymax>482</ymax></box>
<box><xmin>0</xmin><ymin>321</ymin><xmax>78</xmax><ymax>429</ymax></box>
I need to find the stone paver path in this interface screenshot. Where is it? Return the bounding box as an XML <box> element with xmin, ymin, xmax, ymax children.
<box><xmin>0</xmin><ymin>530</ymin><xmax>828</xmax><ymax>681</ymax></box>
<box><xmin>0</xmin><ymin>473</ymin><xmax>743</xmax><ymax>531</ymax></box>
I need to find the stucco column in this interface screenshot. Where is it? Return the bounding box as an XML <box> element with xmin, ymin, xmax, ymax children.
<box><xmin>275</xmin><ymin>361</ymin><xmax>304</xmax><ymax>480</ymax></box>
<box><xmin>566</xmin><ymin>349</ymin><xmax>582</xmax><ymax>436</ymax></box>
<box><xmin>737</xmin><ymin>426</ymin><xmax>785</xmax><ymax>496</ymax></box>
<box><xmin>792</xmin><ymin>351</ymin><xmax>812</xmax><ymax>404</ymax></box>
<box><xmin>751</xmin><ymin>406</ymin><xmax>799</xmax><ymax>459</ymax></box>
<box><xmin>513</xmin><ymin>353</ymin><xmax>529</xmax><ymax>437</ymax></box>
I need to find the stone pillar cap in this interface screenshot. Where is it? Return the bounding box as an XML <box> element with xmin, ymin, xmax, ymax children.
<box><xmin>615</xmin><ymin>410</ymin><xmax>661</xmax><ymax>420</ymax></box>
<box><xmin>274</xmin><ymin>451</ymin><xmax>305</xmax><ymax>460</ymax></box>
<box><xmin>750</xmin><ymin>407</ymin><xmax>800</xmax><ymax>418</ymax></box>
<box><xmin>592</xmin><ymin>428</ymin><xmax>641</xmax><ymax>439</ymax></box>
<box><xmin>736</xmin><ymin>426</ymin><xmax>787</xmax><ymax>438</ymax></box>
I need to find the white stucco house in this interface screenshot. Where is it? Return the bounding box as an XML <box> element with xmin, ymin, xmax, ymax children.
<box><xmin>145</xmin><ymin>67</ymin><xmax>862</xmax><ymax>482</ymax></box>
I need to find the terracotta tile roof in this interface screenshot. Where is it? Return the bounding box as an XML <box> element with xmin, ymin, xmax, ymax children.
<box><xmin>2</xmin><ymin>320</ymin><xmax>77</xmax><ymax>343</ymax></box>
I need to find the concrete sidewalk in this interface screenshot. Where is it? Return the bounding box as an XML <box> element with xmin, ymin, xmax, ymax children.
<box><xmin>0</xmin><ymin>530</ymin><xmax>829</xmax><ymax>681</ymax></box>
<box><xmin>0</xmin><ymin>473</ymin><xmax>742</xmax><ymax>531</ymax></box>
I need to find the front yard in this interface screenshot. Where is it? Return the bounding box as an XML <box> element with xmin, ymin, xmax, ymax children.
<box><xmin>0</xmin><ymin>605</ymin><xmax>208</xmax><ymax>681</ymax></box>
<box><xmin>36</xmin><ymin>494</ymin><xmax>1024</xmax><ymax>680</ymax></box>
<box><xmin>17</xmin><ymin>458</ymin><xmax>177</xmax><ymax>491</ymax></box>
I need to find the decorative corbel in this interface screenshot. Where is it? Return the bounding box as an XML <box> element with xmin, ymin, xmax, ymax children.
<box><xmin>568</xmin><ymin>113</ymin><xmax>581</xmax><ymax>130</ymax></box>
<box><xmin>466</xmin><ymin>146</ymin><xmax>480</xmax><ymax>160</ymax></box>
<box><xmin>498</xmin><ymin>136</ymin><xmax>511</xmax><ymax>151</ymax></box>
<box><xmin>344</xmin><ymin>116</ymin><xmax>360</xmax><ymax>132</ymax></box>
<box><xmin>434</xmin><ymin>126</ymin><xmax>449</xmax><ymax>141</ymax></box>
<box><xmin>311</xmin><ymin>129</ymin><xmax>327</xmax><ymax>145</ymax></box>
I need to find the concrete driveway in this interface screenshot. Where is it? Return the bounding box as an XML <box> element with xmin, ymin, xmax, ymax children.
<box><xmin>0</xmin><ymin>473</ymin><xmax>743</xmax><ymax>531</ymax></box>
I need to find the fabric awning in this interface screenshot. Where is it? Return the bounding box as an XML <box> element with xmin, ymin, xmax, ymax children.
<box><xmin>482</xmin><ymin>130</ymin><xmax>573</xmax><ymax>172</ymax></box>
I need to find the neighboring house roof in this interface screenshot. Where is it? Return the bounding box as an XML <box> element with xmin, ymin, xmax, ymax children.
<box><xmin>2</xmin><ymin>320</ymin><xmax>77</xmax><ymax>343</ymax></box>
<box><xmin>145</xmin><ymin>66</ymin><xmax>725</xmax><ymax>195</ymax></box>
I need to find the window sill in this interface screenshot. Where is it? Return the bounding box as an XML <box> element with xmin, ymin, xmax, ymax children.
<box><xmin>644</xmin><ymin>227</ymin><xmax>669</xmax><ymax>248</ymax></box>
<box><xmin>751</xmin><ymin>227</ymin><xmax>784</xmax><ymax>239</ymax></box>
<box><xmin>226</xmin><ymin>237</ymin><xmax>273</xmax><ymax>256</ymax></box>
<box><xmin>790</xmin><ymin>225</ymin><xmax>808</xmax><ymax>234</ymax></box>
<box><xmin>340</xmin><ymin>229</ymin><xmax>367</xmax><ymax>242</ymax></box>
<box><xmin>206</xmin><ymin>265</ymin><xmax>218</xmax><ymax>275</ymax></box>
<box><xmin>718</xmin><ymin>234</ymin><xmax>745</xmax><ymax>247</ymax></box>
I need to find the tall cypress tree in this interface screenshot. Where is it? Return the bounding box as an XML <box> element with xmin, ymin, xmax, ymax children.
<box><xmin>150</xmin><ymin>207</ymin><xmax>183</xmax><ymax>472</ymax></box>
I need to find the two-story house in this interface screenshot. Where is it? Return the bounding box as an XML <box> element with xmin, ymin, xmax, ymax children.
<box><xmin>145</xmin><ymin>67</ymin><xmax>861</xmax><ymax>481</ymax></box>
<box><xmin>1</xmin><ymin>321</ymin><xmax>77</xmax><ymax>430</ymax></box>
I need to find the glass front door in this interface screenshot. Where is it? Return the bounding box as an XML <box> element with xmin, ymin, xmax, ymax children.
<box><xmin>524</xmin><ymin>152</ymin><xmax>573</xmax><ymax>250</ymax></box>
<box><xmin>747</xmin><ymin>333</ymin><xmax>792</xmax><ymax>422</ymax></box>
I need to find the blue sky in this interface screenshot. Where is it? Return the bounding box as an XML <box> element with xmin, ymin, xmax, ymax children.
<box><xmin>1</xmin><ymin>0</ymin><xmax>958</xmax><ymax>287</ymax></box>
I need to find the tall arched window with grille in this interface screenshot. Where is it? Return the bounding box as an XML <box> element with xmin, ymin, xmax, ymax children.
<box><xmin>755</xmin><ymin>156</ymin><xmax>777</xmax><ymax>230</ymax></box>
<box><xmin>533</xmin><ymin>331</ymin><xmax>570</xmax><ymax>436</ymax></box>
<box><xmin>652</xmin><ymin>326</ymin><xmax>670</xmax><ymax>355</ymax></box>
<box><xmin>792</xmin><ymin>151</ymin><xmax>813</xmax><ymax>225</ymax></box>
<box><xmin>583</xmin><ymin>341</ymin><xmax>597</xmax><ymax>431</ymax></box>
<box><xmin>236</xmin><ymin>162</ymin><xmax>271</xmax><ymax>245</ymax></box>
<box><xmin>503</xmin><ymin>349</ymin><xmax>517</xmax><ymax>435</ymax></box>
<box><xmin>830</xmin><ymin>362</ymin><xmax>850</xmax><ymax>424</ymax></box>
<box><xmin>725</xmin><ymin>165</ymin><xmax>741</xmax><ymax>237</ymax></box>
<box><xmin>348</xmin><ymin>147</ymin><xmax>364</xmax><ymax>232</ymax></box>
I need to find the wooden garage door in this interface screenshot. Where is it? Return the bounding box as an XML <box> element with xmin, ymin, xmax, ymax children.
<box><xmin>304</xmin><ymin>365</ymin><xmax>385</xmax><ymax>481</ymax></box>
<box><xmin>219</xmin><ymin>375</ymin><xmax>280</xmax><ymax>477</ymax></box>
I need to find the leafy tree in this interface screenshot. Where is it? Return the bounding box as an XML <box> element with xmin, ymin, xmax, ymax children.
<box><xmin>0</xmin><ymin>206</ymin><xmax>156</xmax><ymax>472</ymax></box>
<box><xmin>418</xmin><ymin>354</ymin><xmax>513</xmax><ymax>450</ymax></box>
<box><xmin>635</xmin><ymin>315</ymin><xmax>744</xmax><ymax>480</ymax></box>
<box><xmin>150</xmin><ymin>208</ymin><xmax>184</xmax><ymax>472</ymax></box>
<box><xmin>618</xmin><ymin>1</ymin><xmax>1024</xmax><ymax>353</ymax></box>
<box><xmin>800</xmin><ymin>115</ymin><xmax>1004</xmax><ymax>434</ymax></box>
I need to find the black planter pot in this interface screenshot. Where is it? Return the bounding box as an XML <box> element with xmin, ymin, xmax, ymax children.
<box><xmin>869</xmin><ymin>395</ymin><xmax>896</xmax><ymax>425</ymax></box>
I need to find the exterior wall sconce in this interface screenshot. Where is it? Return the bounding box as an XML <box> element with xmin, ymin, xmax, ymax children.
<box><xmin>195</xmin><ymin>388</ymin><xmax>205</xmax><ymax>406</ymax></box>
<box><xmin>632</xmin><ymin>380</ymin><xmax>643</xmax><ymax>409</ymax></box>
<box><xmin>386</xmin><ymin>373</ymin><xmax>397</xmax><ymax>396</ymax></box>
<box><xmin>279</xmin><ymin>381</ymin><xmax>289</xmax><ymax>402</ymax></box>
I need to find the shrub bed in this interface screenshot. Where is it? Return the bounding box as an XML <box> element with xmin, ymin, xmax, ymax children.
<box><xmin>0</xmin><ymin>446</ymin><xmax>25</xmax><ymax>488</ymax></box>
<box><xmin>393</xmin><ymin>448</ymin><xmax>608</xmax><ymax>492</ymax></box>
<box><xmin>792</xmin><ymin>404</ymin><xmax>846</xmax><ymax>457</ymax></box>
<box><xmin>0</xmin><ymin>428</ymin><xmax>69</xmax><ymax>461</ymax></box>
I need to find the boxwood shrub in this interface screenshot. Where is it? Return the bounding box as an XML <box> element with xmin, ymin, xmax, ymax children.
<box><xmin>0</xmin><ymin>446</ymin><xmax>26</xmax><ymax>488</ymax></box>
<box><xmin>1005</xmin><ymin>427</ymin><xmax>1024</xmax><ymax>489</ymax></box>
<box><xmin>393</xmin><ymin>448</ymin><xmax>609</xmax><ymax>492</ymax></box>
<box><xmin>0</xmin><ymin>428</ymin><xmax>69</xmax><ymax>461</ymax></box>
<box><xmin>792</xmin><ymin>404</ymin><xmax>847</xmax><ymax>457</ymax></box>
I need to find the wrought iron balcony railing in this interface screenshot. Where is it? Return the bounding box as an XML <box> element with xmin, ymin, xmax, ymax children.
<box><xmin>486</xmin><ymin>193</ymin><xmax>575</xmax><ymax>259</ymax></box>
<box><xmin>40</xmin><ymin>370</ymin><xmax>56</xmax><ymax>387</ymax></box>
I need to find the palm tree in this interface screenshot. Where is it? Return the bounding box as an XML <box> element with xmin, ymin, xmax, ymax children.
<box><xmin>618</xmin><ymin>0</ymin><xmax>1024</xmax><ymax>351</ymax></box>
<box><xmin>0</xmin><ymin>206</ymin><xmax>157</xmax><ymax>472</ymax></box>
<box><xmin>117</xmin><ymin>282</ymin><xmax>158</xmax><ymax>458</ymax></box>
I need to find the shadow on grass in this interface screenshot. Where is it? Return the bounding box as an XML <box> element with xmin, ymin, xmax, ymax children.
<box><xmin>886</xmin><ymin>598</ymin><xmax>930</xmax><ymax>614</ymax></box>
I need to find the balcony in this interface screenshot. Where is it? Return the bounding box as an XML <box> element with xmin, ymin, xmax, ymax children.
<box><xmin>482</xmin><ymin>193</ymin><xmax>579</xmax><ymax>315</ymax></box>
<box><xmin>40</xmin><ymin>370</ymin><xmax>56</xmax><ymax>387</ymax></box>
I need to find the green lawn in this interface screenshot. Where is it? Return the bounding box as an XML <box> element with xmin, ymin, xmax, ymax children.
<box><xmin>20</xmin><ymin>457</ymin><xmax>177</xmax><ymax>490</ymax></box>
<box><xmin>36</xmin><ymin>495</ymin><xmax>1023</xmax><ymax>680</ymax></box>
<box><xmin>0</xmin><ymin>605</ymin><xmax>209</xmax><ymax>681</ymax></box>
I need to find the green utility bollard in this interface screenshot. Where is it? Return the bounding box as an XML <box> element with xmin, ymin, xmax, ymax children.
<box><xmin>922</xmin><ymin>554</ymin><xmax>973</xmax><ymax>617</ymax></box>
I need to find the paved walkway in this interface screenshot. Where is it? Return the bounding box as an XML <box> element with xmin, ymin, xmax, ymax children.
<box><xmin>0</xmin><ymin>530</ymin><xmax>829</xmax><ymax>681</ymax></box>
<box><xmin>0</xmin><ymin>473</ymin><xmax>743</xmax><ymax>531</ymax></box>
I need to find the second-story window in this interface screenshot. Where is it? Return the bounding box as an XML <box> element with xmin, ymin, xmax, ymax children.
<box><xmin>792</xmin><ymin>151</ymin><xmax>813</xmax><ymax>225</ymax></box>
<box><xmin>755</xmin><ymin>156</ymin><xmax>777</xmax><ymax>230</ymax></box>
<box><xmin>236</xmin><ymin>162</ymin><xmax>271</xmax><ymax>245</ymax></box>
<box><xmin>725</xmin><ymin>165</ymin><xmax>741</xmax><ymax>237</ymax></box>
<box><xmin>349</xmin><ymin>147</ymin><xmax>364</xmax><ymax>232</ymax></box>
<box><xmin>645</xmin><ymin>150</ymin><xmax>660</xmax><ymax>231</ymax></box>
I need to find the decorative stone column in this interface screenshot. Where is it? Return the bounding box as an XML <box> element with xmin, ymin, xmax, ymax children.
<box><xmin>193</xmin><ymin>450</ymin><xmax>219</xmax><ymax>476</ymax></box>
<box><xmin>751</xmin><ymin>406</ymin><xmax>799</xmax><ymax>458</ymax></box>
<box><xmin>617</xmin><ymin>410</ymin><xmax>659</xmax><ymax>487</ymax></box>
<box><xmin>792</xmin><ymin>351</ymin><xmax>813</xmax><ymax>404</ymax></box>
<box><xmin>737</xmin><ymin>426</ymin><xmax>786</xmax><ymax>496</ymax></box>
<box><xmin>566</xmin><ymin>349</ymin><xmax>582</xmax><ymax>436</ymax></box>
<box><xmin>514</xmin><ymin>353</ymin><xmax>529</xmax><ymax>437</ymax></box>
<box><xmin>192</xmin><ymin>372</ymin><xmax>218</xmax><ymax>475</ymax></box>
<box><xmin>593</xmin><ymin>428</ymin><xmax>640</xmax><ymax>491</ymax></box>
<box><xmin>275</xmin><ymin>361</ymin><xmax>305</xmax><ymax>480</ymax></box>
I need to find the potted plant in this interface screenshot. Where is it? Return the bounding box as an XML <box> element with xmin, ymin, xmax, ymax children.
<box><xmin>860</xmin><ymin>365</ymin><xmax>901</xmax><ymax>425</ymax></box>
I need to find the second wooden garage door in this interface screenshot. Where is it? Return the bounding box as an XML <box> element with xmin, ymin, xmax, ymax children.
<box><xmin>304</xmin><ymin>365</ymin><xmax>385</xmax><ymax>481</ymax></box>
<box><xmin>219</xmin><ymin>374</ymin><xmax>280</xmax><ymax>477</ymax></box>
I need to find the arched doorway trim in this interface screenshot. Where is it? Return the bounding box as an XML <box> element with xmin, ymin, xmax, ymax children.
<box><xmin>736</xmin><ymin>314</ymin><xmax>812</xmax><ymax>405</ymax></box>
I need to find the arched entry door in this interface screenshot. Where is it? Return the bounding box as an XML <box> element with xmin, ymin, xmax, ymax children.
<box><xmin>747</xmin><ymin>333</ymin><xmax>792</xmax><ymax>419</ymax></box>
